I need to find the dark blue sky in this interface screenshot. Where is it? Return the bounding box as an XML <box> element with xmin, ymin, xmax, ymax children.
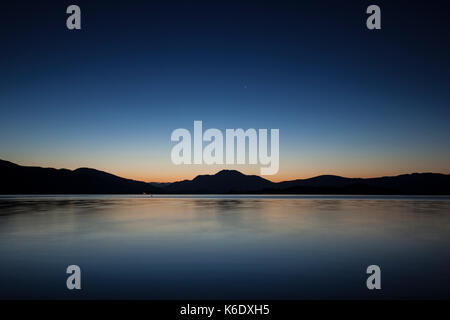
<box><xmin>1</xmin><ymin>0</ymin><xmax>449</xmax><ymax>181</ymax></box>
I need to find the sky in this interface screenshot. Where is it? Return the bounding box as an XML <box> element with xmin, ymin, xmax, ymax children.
<box><xmin>1</xmin><ymin>0</ymin><xmax>449</xmax><ymax>182</ymax></box>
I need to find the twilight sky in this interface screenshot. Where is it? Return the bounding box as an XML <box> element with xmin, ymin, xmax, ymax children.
<box><xmin>1</xmin><ymin>0</ymin><xmax>449</xmax><ymax>182</ymax></box>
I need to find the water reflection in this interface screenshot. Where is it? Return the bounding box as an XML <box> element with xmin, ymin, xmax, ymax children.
<box><xmin>0</xmin><ymin>195</ymin><xmax>449</xmax><ymax>299</ymax></box>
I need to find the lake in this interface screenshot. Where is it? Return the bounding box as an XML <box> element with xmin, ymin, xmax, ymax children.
<box><xmin>0</xmin><ymin>195</ymin><xmax>449</xmax><ymax>299</ymax></box>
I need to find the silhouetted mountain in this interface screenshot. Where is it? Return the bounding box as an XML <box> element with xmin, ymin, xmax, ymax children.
<box><xmin>277</xmin><ymin>175</ymin><xmax>361</xmax><ymax>189</ymax></box>
<box><xmin>164</xmin><ymin>171</ymin><xmax>450</xmax><ymax>195</ymax></box>
<box><xmin>166</xmin><ymin>170</ymin><xmax>274</xmax><ymax>193</ymax></box>
<box><xmin>1</xmin><ymin>159</ymin><xmax>449</xmax><ymax>194</ymax></box>
<box><xmin>0</xmin><ymin>159</ymin><xmax>162</xmax><ymax>194</ymax></box>
<box><xmin>269</xmin><ymin>173</ymin><xmax>450</xmax><ymax>195</ymax></box>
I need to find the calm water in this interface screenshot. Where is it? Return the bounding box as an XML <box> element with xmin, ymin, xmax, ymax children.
<box><xmin>0</xmin><ymin>195</ymin><xmax>449</xmax><ymax>299</ymax></box>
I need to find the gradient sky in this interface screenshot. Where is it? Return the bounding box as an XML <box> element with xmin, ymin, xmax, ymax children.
<box><xmin>1</xmin><ymin>0</ymin><xmax>449</xmax><ymax>182</ymax></box>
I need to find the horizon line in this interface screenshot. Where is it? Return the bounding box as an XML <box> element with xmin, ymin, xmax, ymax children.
<box><xmin>2</xmin><ymin>158</ymin><xmax>449</xmax><ymax>184</ymax></box>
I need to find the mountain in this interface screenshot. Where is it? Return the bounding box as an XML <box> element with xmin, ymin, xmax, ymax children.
<box><xmin>270</xmin><ymin>173</ymin><xmax>450</xmax><ymax>195</ymax></box>
<box><xmin>166</xmin><ymin>170</ymin><xmax>274</xmax><ymax>193</ymax></box>
<box><xmin>165</xmin><ymin>171</ymin><xmax>450</xmax><ymax>195</ymax></box>
<box><xmin>1</xmin><ymin>159</ymin><xmax>449</xmax><ymax>194</ymax></box>
<box><xmin>0</xmin><ymin>159</ymin><xmax>162</xmax><ymax>194</ymax></box>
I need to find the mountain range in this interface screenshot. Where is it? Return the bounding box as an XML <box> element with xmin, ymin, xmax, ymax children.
<box><xmin>1</xmin><ymin>159</ymin><xmax>449</xmax><ymax>195</ymax></box>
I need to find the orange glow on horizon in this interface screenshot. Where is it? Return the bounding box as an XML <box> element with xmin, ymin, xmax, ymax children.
<box><xmin>119</xmin><ymin>167</ymin><xmax>449</xmax><ymax>183</ymax></box>
<box><xmin>4</xmin><ymin>158</ymin><xmax>449</xmax><ymax>184</ymax></box>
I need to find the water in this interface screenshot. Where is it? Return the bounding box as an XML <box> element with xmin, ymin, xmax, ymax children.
<box><xmin>0</xmin><ymin>195</ymin><xmax>449</xmax><ymax>299</ymax></box>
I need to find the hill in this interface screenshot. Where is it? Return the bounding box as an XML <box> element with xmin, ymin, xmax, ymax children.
<box><xmin>0</xmin><ymin>159</ymin><xmax>162</xmax><ymax>194</ymax></box>
<box><xmin>1</xmin><ymin>159</ymin><xmax>449</xmax><ymax>194</ymax></box>
<box><xmin>166</xmin><ymin>169</ymin><xmax>274</xmax><ymax>193</ymax></box>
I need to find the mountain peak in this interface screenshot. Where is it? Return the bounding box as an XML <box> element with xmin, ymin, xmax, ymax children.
<box><xmin>214</xmin><ymin>169</ymin><xmax>245</xmax><ymax>176</ymax></box>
